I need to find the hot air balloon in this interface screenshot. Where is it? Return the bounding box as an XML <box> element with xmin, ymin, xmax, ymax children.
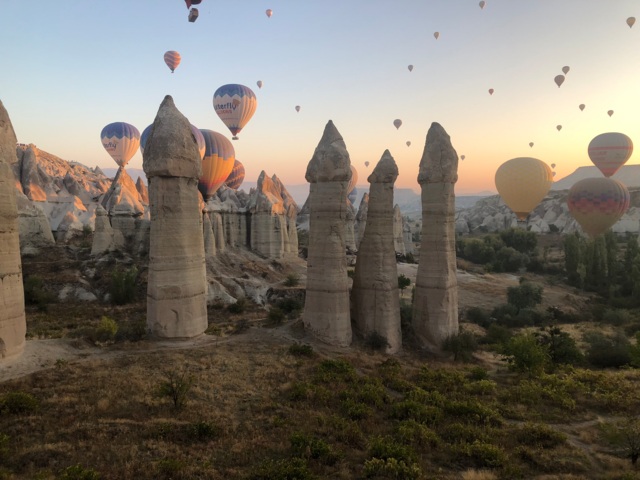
<box><xmin>198</xmin><ymin>129</ymin><xmax>235</xmax><ymax>199</ymax></box>
<box><xmin>579</xmin><ymin>104</ymin><xmax>586</xmax><ymax>111</ymax></box>
<box><xmin>213</xmin><ymin>84</ymin><xmax>257</xmax><ymax>140</ymax></box>
<box><xmin>495</xmin><ymin>157</ymin><xmax>553</xmax><ymax>221</ymax></box>
<box><xmin>627</xmin><ymin>17</ymin><xmax>636</xmax><ymax>28</ymax></box>
<box><xmin>163</xmin><ymin>51</ymin><xmax>181</xmax><ymax>73</ymax></box>
<box><xmin>567</xmin><ymin>177</ymin><xmax>630</xmax><ymax>236</ymax></box>
<box><xmin>433</xmin><ymin>32</ymin><xmax>440</xmax><ymax>40</ymax></box>
<box><xmin>557</xmin><ymin>125</ymin><xmax>562</xmax><ymax>131</ymax></box>
<box><xmin>608</xmin><ymin>110</ymin><xmax>614</xmax><ymax>117</ymax></box>
<box><xmin>295</xmin><ymin>105</ymin><xmax>301</xmax><ymax>113</ymax></box>
<box><xmin>554</xmin><ymin>75</ymin><xmax>565</xmax><ymax>87</ymax></box>
<box><xmin>587</xmin><ymin>132</ymin><xmax>633</xmax><ymax>177</ymax></box>
<box><xmin>408</xmin><ymin>65</ymin><xmax>413</xmax><ymax>72</ymax></box>
<box><xmin>256</xmin><ymin>80</ymin><xmax>263</xmax><ymax>89</ymax></box>
<box><xmin>562</xmin><ymin>66</ymin><xmax>570</xmax><ymax>75</ymax></box>
<box><xmin>185</xmin><ymin>0</ymin><xmax>201</xmax><ymax>7</ymax></box>
<box><xmin>100</xmin><ymin>122</ymin><xmax>140</xmax><ymax>168</ymax></box>
<box><xmin>406</xmin><ymin>141</ymin><xmax>411</xmax><ymax>147</ymax></box>
<box><xmin>266</xmin><ymin>9</ymin><xmax>273</xmax><ymax>18</ymax></box>
<box><xmin>393</xmin><ymin>119</ymin><xmax>402</xmax><ymax>129</ymax></box>
<box><xmin>461</xmin><ymin>155</ymin><xmax>466</xmax><ymax>161</ymax></box>
<box><xmin>551</xmin><ymin>163</ymin><xmax>556</xmax><ymax>169</ymax></box>
<box><xmin>479</xmin><ymin>1</ymin><xmax>486</xmax><ymax>9</ymax></box>
<box><xmin>365</xmin><ymin>161</ymin><xmax>370</xmax><ymax>167</ymax></box>
<box><xmin>224</xmin><ymin>159</ymin><xmax>245</xmax><ymax>190</ymax></box>
<box><xmin>488</xmin><ymin>88</ymin><xmax>494</xmax><ymax>95</ymax></box>
<box><xmin>139</xmin><ymin>123</ymin><xmax>205</xmax><ymax>159</ymax></box>
<box><xmin>529</xmin><ymin>142</ymin><xmax>534</xmax><ymax>148</ymax></box>
<box><xmin>347</xmin><ymin>165</ymin><xmax>358</xmax><ymax>197</ymax></box>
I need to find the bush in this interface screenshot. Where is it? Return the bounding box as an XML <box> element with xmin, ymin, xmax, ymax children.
<box><xmin>363</xmin><ymin>457</ymin><xmax>421</xmax><ymax>479</ymax></box>
<box><xmin>584</xmin><ymin>331</ymin><xmax>631</xmax><ymax>368</ymax></box>
<box><xmin>59</xmin><ymin>464</ymin><xmax>101</xmax><ymax>480</ymax></box>
<box><xmin>465</xmin><ymin>307</ymin><xmax>492</xmax><ymax>329</ymax></box>
<box><xmin>398</xmin><ymin>274</ymin><xmax>411</xmax><ymax>291</ymax></box>
<box><xmin>290</xmin><ymin>432</ymin><xmax>339</xmax><ymax>465</ymax></box>
<box><xmin>368</xmin><ymin>436</ymin><xmax>416</xmax><ymax>463</ymax></box>
<box><xmin>0</xmin><ymin>391</ymin><xmax>39</xmax><ymax>415</ymax></box>
<box><xmin>109</xmin><ymin>266</ymin><xmax>138</xmax><ymax>305</ymax></box>
<box><xmin>23</xmin><ymin>275</ymin><xmax>55</xmax><ymax>311</ymax></box>
<box><xmin>267</xmin><ymin>307</ymin><xmax>286</xmax><ymax>325</ymax></box>
<box><xmin>507</xmin><ymin>282</ymin><xmax>543</xmax><ymax>311</ymax></box>
<box><xmin>512</xmin><ymin>422</ymin><xmax>566</xmax><ymax>449</ymax></box>
<box><xmin>157</xmin><ymin>369</ymin><xmax>194</xmax><ymax>411</ymax></box>
<box><xmin>502</xmin><ymin>334</ymin><xmax>549</xmax><ymax>376</ymax></box>
<box><xmin>492</xmin><ymin>246</ymin><xmax>529</xmax><ymax>272</ymax></box>
<box><xmin>390</xmin><ymin>400</ymin><xmax>442</xmax><ymax>425</ymax></box>
<box><xmin>276</xmin><ymin>298</ymin><xmax>303</xmax><ymax>315</ymax></box>
<box><xmin>365</xmin><ymin>331</ymin><xmax>390</xmax><ymax>351</ymax></box>
<box><xmin>228</xmin><ymin>297</ymin><xmax>247</xmax><ymax>314</ymax></box>
<box><xmin>288</xmin><ymin>344</ymin><xmax>314</xmax><ymax>357</ymax></box>
<box><xmin>454</xmin><ymin>440</ymin><xmax>507</xmax><ymax>468</ymax></box>
<box><xmin>94</xmin><ymin>316</ymin><xmax>118</xmax><ymax>343</ymax></box>
<box><xmin>601</xmin><ymin>308</ymin><xmax>634</xmax><ymax>327</ymax></box>
<box><xmin>443</xmin><ymin>331</ymin><xmax>478</xmax><ymax>362</ymax></box>
<box><xmin>284</xmin><ymin>274</ymin><xmax>300</xmax><ymax>287</ymax></box>
<box><xmin>395</xmin><ymin>420</ymin><xmax>439</xmax><ymax>448</ymax></box>
<box><xmin>499</xmin><ymin>228</ymin><xmax>537</xmax><ymax>254</ymax></box>
<box><xmin>248</xmin><ymin>457</ymin><xmax>313</xmax><ymax>480</ymax></box>
<box><xmin>535</xmin><ymin>325</ymin><xmax>584</xmax><ymax>368</ymax></box>
<box><xmin>482</xmin><ymin>324</ymin><xmax>512</xmax><ymax>348</ymax></box>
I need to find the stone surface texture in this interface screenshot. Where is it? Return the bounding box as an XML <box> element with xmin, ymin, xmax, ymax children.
<box><xmin>143</xmin><ymin>96</ymin><xmax>208</xmax><ymax>338</ymax></box>
<box><xmin>413</xmin><ymin>122</ymin><xmax>459</xmax><ymax>351</ymax></box>
<box><xmin>393</xmin><ymin>205</ymin><xmax>406</xmax><ymax>256</ymax></box>
<box><xmin>351</xmin><ymin>150</ymin><xmax>401</xmax><ymax>353</ymax></box>
<box><xmin>303</xmin><ymin>121</ymin><xmax>352</xmax><ymax>347</ymax></box>
<box><xmin>354</xmin><ymin>192</ymin><xmax>369</xmax><ymax>249</ymax></box>
<box><xmin>0</xmin><ymin>100</ymin><xmax>26</xmax><ymax>359</ymax></box>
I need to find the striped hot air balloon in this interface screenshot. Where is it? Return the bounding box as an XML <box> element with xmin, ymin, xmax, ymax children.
<box><xmin>100</xmin><ymin>122</ymin><xmax>140</xmax><ymax>168</ymax></box>
<box><xmin>164</xmin><ymin>51</ymin><xmax>181</xmax><ymax>73</ymax></box>
<box><xmin>224</xmin><ymin>159</ymin><xmax>245</xmax><ymax>190</ymax></box>
<box><xmin>213</xmin><ymin>84</ymin><xmax>257</xmax><ymax>140</ymax></box>
<box><xmin>587</xmin><ymin>132</ymin><xmax>633</xmax><ymax>178</ymax></box>
<box><xmin>199</xmin><ymin>129</ymin><xmax>235</xmax><ymax>199</ymax></box>
<box><xmin>567</xmin><ymin>177</ymin><xmax>630</xmax><ymax>236</ymax></box>
<box><xmin>139</xmin><ymin>123</ymin><xmax>205</xmax><ymax>159</ymax></box>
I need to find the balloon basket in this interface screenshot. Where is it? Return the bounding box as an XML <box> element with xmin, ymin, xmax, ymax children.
<box><xmin>232</xmin><ymin>136</ymin><xmax>239</xmax><ymax>140</ymax></box>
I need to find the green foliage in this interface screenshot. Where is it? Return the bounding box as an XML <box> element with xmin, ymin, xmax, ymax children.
<box><xmin>390</xmin><ymin>400</ymin><xmax>442</xmax><ymax>425</ymax></box>
<box><xmin>630</xmin><ymin>332</ymin><xmax>640</xmax><ymax>368</ymax></box>
<box><xmin>443</xmin><ymin>400</ymin><xmax>500</xmax><ymax>426</ymax></box>
<box><xmin>94</xmin><ymin>316</ymin><xmax>118</xmax><ymax>343</ymax></box>
<box><xmin>464</xmin><ymin>306</ymin><xmax>492</xmax><ymax>329</ymax></box>
<box><xmin>502</xmin><ymin>334</ymin><xmax>550</xmax><ymax>376</ymax></box>
<box><xmin>157</xmin><ymin>369</ymin><xmax>194</xmax><ymax>411</ymax></box>
<box><xmin>228</xmin><ymin>297</ymin><xmax>247</xmax><ymax>314</ymax></box>
<box><xmin>397</xmin><ymin>274</ymin><xmax>411</xmax><ymax>291</ymax></box>
<box><xmin>467</xmin><ymin>366</ymin><xmax>489</xmax><ymax>381</ymax></box>
<box><xmin>601</xmin><ymin>308</ymin><xmax>634</xmax><ymax>326</ymax></box>
<box><xmin>584</xmin><ymin>331</ymin><xmax>632</xmax><ymax>368</ymax></box>
<box><xmin>564</xmin><ymin>232</ymin><xmax>584</xmax><ymax>287</ymax></box>
<box><xmin>0</xmin><ymin>433</ymin><xmax>8</xmax><ymax>463</ymax></box>
<box><xmin>288</xmin><ymin>344</ymin><xmax>314</xmax><ymax>357</ymax></box>
<box><xmin>276</xmin><ymin>298</ymin><xmax>303</xmax><ymax>315</ymax></box>
<box><xmin>314</xmin><ymin>359</ymin><xmax>355</xmax><ymax>383</ymax></box>
<box><xmin>364</xmin><ymin>331</ymin><xmax>390</xmax><ymax>351</ymax></box>
<box><xmin>341</xmin><ymin>398</ymin><xmax>373</xmax><ymax>420</ymax></box>
<box><xmin>452</xmin><ymin>440</ymin><xmax>507</xmax><ymax>468</ymax></box>
<box><xmin>284</xmin><ymin>274</ymin><xmax>300</xmax><ymax>287</ymax></box>
<box><xmin>442</xmin><ymin>331</ymin><xmax>478</xmax><ymax>362</ymax></box>
<box><xmin>290</xmin><ymin>432</ymin><xmax>339</xmax><ymax>465</ymax></box>
<box><xmin>190</xmin><ymin>421</ymin><xmax>220</xmax><ymax>441</ymax></box>
<box><xmin>492</xmin><ymin>246</ymin><xmax>529</xmax><ymax>272</ymax></box>
<box><xmin>0</xmin><ymin>391</ymin><xmax>39</xmax><ymax>415</ymax></box>
<box><xmin>507</xmin><ymin>281</ymin><xmax>543</xmax><ymax>311</ymax></box>
<box><xmin>439</xmin><ymin>422</ymin><xmax>490</xmax><ymax>444</ymax></box>
<box><xmin>363</xmin><ymin>457</ymin><xmax>422</xmax><ymax>479</ymax></box>
<box><xmin>156</xmin><ymin>458</ymin><xmax>186</xmax><ymax>479</ymax></box>
<box><xmin>394</xmin><ymin>420</ymin><xmax>439</xmax><ymax>448</ymax></box>
<box><xmin>248</xmin><ymin>457</ymin><xmax>313</xmax><ymax>480</ymax></box>
<box><xmin>534</xmin><ymin>325</ymin><xmax>584</xmax><ymax>368</ymax></box>
<box><xmin>109</xmin><ymin>266</ymin><xmax>138</xmax><ymax>305</ymax></box>
<box><xmin>483</xmin><ymin>323</ymin><xmax>512</xmax><ymax>348</ymax></box>
<box><xmin>600</xmin><ymin>416</ymin><xmax>640</xmax><ymax>465</ymax></box>
<box><xmin>512</xmin><ymin>422</ymin><xmax>566</xmax><ymax>449</ymax></box>
<box><xmin>23</xmin><ymin>275</ymin><xmax>55</xmax><ymax>311</ymax></box>
<box><xmin>59</xmin><ymin>464</ymin><xmax>101</xmax><ymax>480</ymax></box>
<box><xmin>499</xmin><ymin>228</ymin><xmax>538</xmax><ymax>254</ymax></box>
<box><xmin>368</xmin><ymin>436</ymin><xmax>416</xmax><ymax>464</ymax></box>
<box><xmin>457</xmin><ymin>238</ymin><xmax>496</xmax><ymax>265</ymax></box>
<box><xmin>267</xmin><ymin>307</ymin><xmax>286</xmax><ymax>325</ymax></box>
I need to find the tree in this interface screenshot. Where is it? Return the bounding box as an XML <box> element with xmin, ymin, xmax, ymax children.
<box><xmin>506</xmin><ymin>281</ymin><xmax>543</xmax><ymax>312</ymax></box>
<box><xmin>600</xmin><ymin>416</ymin><xmax>640</xmax><ymax>466</ymax></box>
<box><xmin>564</xmin><ymin>233</ymin><xmax>583</xmax><ymax>287</ymax></box>
<box><xmin>584</xmin><ymin>236</ymin><xmax>608</xmax><ymax>293</ymax></box>
<box><xmin>398</xmin><ymin>274</ymin><xmax>411</xmax><ymax>292</ymax></box>
<box><xmin>502</xmin><ymin>333</ymin><xmax>549</xmax><ymax>377</ymax></box>
<box><xmin>499</xmin><ymin>228</ymin><xmax>537</xmax><ymax>254</ymax></box>
<box><xmin>534</xmin><ymin>325</ymin><xmax>584</xmax><ymax>368</ymax></box>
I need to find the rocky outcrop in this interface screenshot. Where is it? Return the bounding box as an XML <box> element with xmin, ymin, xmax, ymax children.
<box><xmin>393</xmin><ymin>205</ymin><xmax>406</xmax><ymax>256</ymax></box>
<box><xmin>101</xmin><ymin>167</ymin><xmax>146</xmax><ymax>242</ymax></box>
<box><xmin>15</xmin><ymin>189</ymin><xmax>54</xmax><ymax>248</ymax></box>
<box><xmin>135</xmin><ymin>176</ymin><xmax>149</xmax><ymax>204</ymax></box>
<box><xmin>303</xmin><ymin>121</ymin><xmax>352</xmax><ymax>347</ymax></box>
<box><xmin>413</xmin><ymin>123</ymin><xmax>459</xmax><ymax>352</ymax></box>
<box><xmin>143</xmin><ymin>96</ymin><xmax>208</xmax><ymax>339</ymax></box>
<box><xmin>271</xmin><ymin>175</ymin><xmax>299</xmax><ymax>256</ymax></box>
<box><xmin>345</xmin><ymin>201</ymin><xmax>357</xmax><ymax>252</ymax></box>
<box><xmin>355</xmin><ymin>193</ymin><xmax>369</xmax><ymax>249</ymax></box>
<box><xmin>351</xmin><ymin>150</ymin><xmax>401</xmax><ymax>353</ymax></box>
<box><xmin>0</xmin><ymin>100</ymin><xmax>26</xmax><ymax>359</ymax></box>
<box><xmin>249</xmin><ymin>171</ymin><xmax>287</xmax><ymax>259</ymax></box>
<box><xmin>91</xmin><ymin>204</ymin><xmax>124</xmax><ymax>255</ymax></box>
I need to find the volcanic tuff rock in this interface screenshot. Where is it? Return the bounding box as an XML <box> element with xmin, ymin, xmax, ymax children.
<box><xmin>0</xmin><ymin>100</ymin><xmax>26</xmax><ymax>360</ymax></box>
<box><xmin>303</xmin><ymin>121</ymin><xmax>352</xmax><ymax>347</ymax></box>
<box><xmin>354</xmin><ymin>193</ymin><xmax>369</xmax><ymax>249</ymax></box>
<box><xmin>413</xmin><ymin>123</ymin><xmax>459</xmax><ymax>352</ymax></box>
<box><xmin>143</xmin><ymin>96</ymin><xmax>208</xmax><ymax>338</ymax></box>
<box><xmin>351</xmin><ymin>150</ymin><xmax>401</xmax><ymax>353</ymax></box>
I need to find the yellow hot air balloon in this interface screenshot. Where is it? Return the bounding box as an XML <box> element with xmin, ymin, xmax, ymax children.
<box><xmin>554</xmin><ymin>74</ymin><xmax>565</xmax><ymax>87</ymax></box>
<box><xmin>495</xmin><ymin>157</ymin><xmax>553</xmax><ymax>220</ymax></box>
<box><xmin>567</xmin><ymin>177</ymin><xmax>630</xmax><ymax>236</ymax></box>
<box><xmin>627</xmin><ymin>17</ymin><xmax>636</xmax><ymax>28</ymax></box>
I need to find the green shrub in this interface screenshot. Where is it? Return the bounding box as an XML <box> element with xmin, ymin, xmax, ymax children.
<box><xmin>465</xmin><ymin>307</ymin><xmax>492</xmax><ymax>329</ymax></box>
<box><xmin>439</xmin><ymin>422</ymin><xmax>490</xmax><ymax>444</ymax></box>
<box><xmin>228</xmin><ymin>297</ymin><xmax>247</xmax><ymax>314</ymax></box>
<box><xmin>248</xmin><ymin>457</ymin><xmax>313</xmax><ymax>480</ymax></box>
<box><xmin>601</xmin><ymin>308</ymin><xmax>633</xmax><ymax>326</ymax></box>
<box><xmin>390</xmin><ymin>400</ymin><xmax>442</xmax><ymax>425</ymax></box>
<box><xmin>190</xmin><ymin>421</ymin><xmax>219</xmax><ymax>441</ymax></box>
<box><xmin>276</xmin><ymin>298</ymin><xmax>303</xmax><ymax>315</ymax></box>
<box><xmin>368</xmin><ymin>435</ymin><xmax>416</xmax><ymax>463</ymax></box>
<box><xmin>290</xmin><ymin>432</ymin><xmax>339</xmax><ymax>465</ymax></box>
<box><xmin>492</xmin><ymin>246</ymin><xmax>529</xmax><ymax>272</ymax></box>
<box><xmin>284</xmin><ymin>273</ymin><xmax>300</xmax><ymax>287</ymax></box>
<box><xmin>491</xmin><ymin>304</ymin><xmax>519</xmax><ymax>325</ymax></box>
<box><xmin>512</xmin><ymin>422</ymin><xmax>566</xmax><ymax>449</ymax></box>
<box><xmin>267</xmin><ymin>307</ymin><xmax>286</xmax><ymax>325</ymax></box>
<box><xmin>0</xmin><ymin>433</ymin><xmax>9</xmax><ymax>462</ymax></box>
<box><xmin>94</xmin><ymin>316</ymin><xmax>118</xmax><ymax>343</ymax></box>
<box><xmin>398</xmin><ymin>274</ymin><xmax>411</xmax><ymax>291</ymax></box>
<box><xmin>341</xmin><ymin>398</ymin><xmax>373</xmax><ymax>420</ymax></box>
<box><xmin>109</xmin><ymin>266</ymin><xmax>138</xmax><ymax>305</ymax></box>
<box><xmin>584</xmin><ymin>331</ymin><xmax>631</xmax><ymax>368</ymax></box>
<box><xmin>156</xmin><ymin>458</ymin><xmax>185</xmax><ymax>479</ymax></box>
<box><xmin>363</xmin><ymin>457</ymin><xmax>421</xmax><ymax>479</ymax></box>
<box><xmin>535</xmin><ymin>325</ymin><xmax>584</xmax><ymax>368</ymax></box>
<box><xmin>114</xmin><ymin>318</ymin><xmax>147</xmax><ymax>342</ymax></box>
<box><xmin>443</xmin><ymin>400</ymin><xmax>500</xmax><ymax>426</ymax></box>
<box><xmin>315</xmin><ymin>359</ymin><xmax>355</xmax><ymax>383</ymax></box>
<box><xmin>395</xmin><ymin>420</ymin><xmax>439</xmax><ymax>448</ymax></box>
<box><xmin>467</xmin><ymin>366</ymin><xmax>489</xmax><ymax>381</ymax></box>
<box><xmin>455</xmin><ymin>440</ymin><xmax>507</xmax><ymax>468</ymax></box>
<box><xmin>23</xmin><ymin>275</ymin><xmax>55</xmax><ymax>311</ymax></box>
<box><xmin>463</xmin><ymin>379</ymin><xmax>497</xmax><ymax>396</ymax></box>
<box><xmin>365</xmin><ymin>331</ymin><xmax>390</xmax><ymax>351</ymax></box>
<box><xmin>59</xmin><ymin>464</ymin><xmax>100</xmax><ymax>480</ymax></box>
<box><xmin>157</xmin><ymin>369</ymin><xmax>194</xmax><ymax>411</ymax></box>
<box><xmin>502</xmin><ymin>333</ymin><xmax>549</xmax><ymax>376</ymax></box>
<box><xmin>0</xmin><ymin>391</ymin><xmax>39</xmax><ymax>415</ymax></box>
<box><xmin>507</xmin><ymin>281</ymin><xmax>543</xmax><ymax>311</ymax></box>
<box><xmin>288</xmin><ymin>344</ymin><xmax>314</xmax><ymax>357</ymax></box>
<box><xmin>483</xmin><ymin>323</ymin><xmax>512</xmax><ymax>348</ymax></box>
<box><xmin>443</xmin><ymin>331</ymin><xmax>478</xmax><ymax>362</ymax></box>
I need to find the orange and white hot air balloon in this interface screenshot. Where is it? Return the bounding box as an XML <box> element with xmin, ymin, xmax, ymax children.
<box><xmin>198</xmin><ymin>129</ymin><xmax>236</xmax><ymax>199</ymax></box>
<box><xmin>568</xmin><ymin>177</ymin><xmax>630</xmax><ymax>236</ymax></box>
<box><xmin>164</xmin><ymin>51</ymin><xmax>181</xmax><ymax>73</ymax></box>
<box><xmin>587</xmin><ymin>132</ymin><xmax>633</xmax><ymax>177</ymax></box>
<box><xmin>495</xmin><ymin>157</ymin><xmax>553</xmax><ymax>220</ymax></box>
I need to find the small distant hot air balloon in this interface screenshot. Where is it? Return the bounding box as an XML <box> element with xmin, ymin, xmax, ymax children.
<box><xmin>100</xmin><ymin>122</ymin><xmax>140</xmax><ymax>168</ymax></box>
<box><xmin>587</xmin><ymin>132</ymin><xmax>633</xmax><ymax>177</ymax></box>
<box><xmin>488</xmin><ymin>88</ymin><xmax>494</xmax><ymax>95</ymax></box>
<box><xmin>562</xmin><ymin>66</ymin><xmax>570</xmax><ymax>75</ymax></box>
<box><xmin>393</xmin><ymin>119</ymin><xmax>402</xmax><ymax>129</ymax></box>
<box><xmin>568</xmin><ymin>177</ymin><xmax>630</xmax><ymax>236</ymax></box>
<box><xmin>557</xmin><ymin>125</ymin><xmax>562</xmax><ymax>131</ymax></box>
<box><xmin>347</xmin><ymin>165</ymin><xmax>358</xmax><ymax>198</ymax></box>
<box><xmin>256</xmin><ymin>80</ymin><xmax>263</xmax><ymax>89</ymax></box>
<box><xmin>551</xmin><ymin>163</ymin><xmax>556</xmax><ymax>169</ymax></box>
<box><xmin>479</xmin><ymin>1</ymin><xmax>486</xmax><ymax>9</ymax></box>
<box><xmin>627</xmin><ymin>17</ymin><xmax>636</xmax><ymax>28</ymax></box>
<box><xmin>295</xmin><ymin>105</ymin><xmax>301</xmax><ymax>113</ymax></box>
<box><xmin>199</xmin><ymin>129</ymin><xmax>236</xmax><ymax>199</ymax></box>
<box><xmin>406</xmin><ymin>141</ymin><xmax>411</xmax><ymax>147</ymax></box>
<box><xmin>461</xmin><ymin>155</ymin><xmax>466</xmax><ymax>161</ymax></box>
<box><xmin>213</xmin><ymin>84</ymin><xmax>257</xmax><ymax>140</ymax></box>
<box><xmin>495</xmin><ymin>157</ymin><xmax>553</xmax><ymax>220</ymax></box>
<box><xmin>408</xmin><ymin>65</ymin><xmax>413</xmax><ymax>72</ymax></box>
<box><xmin>163</xmin><ymin>51</ymin><xmax>181</xmax><ymax>73</ymax></box>
<box><xmin>579</xmin><ymin>104</ymin><xmax>586</xmax><ymax>111</ymax></box>
<box><xmin>185</xmin><ymin>0</ymin><xmax>201</xmax><ymax>7</ymax></box>
<box><xmin>365</xmin><ymin>161</ymin><xmax>370</xmax><ymax>167</ymax></box>
<box><xmin>554</xmin><ymin>75</ymin><xmax>565</xmax><ymax>88</ymax></box>
<box><xmin>266</xmin><ymin>9</ymin><xmax>273</xmax><ymax>18</ymax></box>
<box><xmin>529</xmin><ymin>142</ymin><xmax>534</xmax><ymax>148</ymax></box>
<box><xmin>433</xmin><ymin>32</ymin><xmax>440</xmax><ymax>40</ymax></box>
<box><xmin>139</xmin><ymin>123</ymin><xmax>205</xmax><ymax>159</ymax></box>
<box><xmin>608</xmin><ymin>110</ymin><xmax>614</xmax><ymax>117</ymax></box>
<box><xmin>224</xmin><ymin>159</ymin><xmax>245</xmax><ymax>190</ymax></box>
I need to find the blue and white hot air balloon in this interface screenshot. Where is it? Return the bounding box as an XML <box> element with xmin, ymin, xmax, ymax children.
<box><xmin>213</xmin><ymin>84</ymin><xmax>257</xmax><ymax>140</ymax></box>
<box><xmin>100</xmin><ymin>122</ymin><xmax>140</xmax><ymax>168</ymax></box>
<box><xmin>139</xmin><ymin>123</ymin><xmax>205</xmax><ymax>159</ymax></box>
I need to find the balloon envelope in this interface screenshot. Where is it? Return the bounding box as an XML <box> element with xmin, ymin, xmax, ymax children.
<box><xmin>406</xmin><ymin>141</ymin><xmax>411</xmax><ymax>147</ymax></box>
<box><xmin>348</xmin><ymin>187</ymin><xmax>358</xmax><ymax>206</ymax></box>
<box><xmin>567</xmin><ymin>177</ymin><xmax>630</xmax><ymax>236</ymax></box>
<box><xmin>347</xmin><ymin>165</ymin><xmax>358</xmax><ymax>196</ymax></box>
<box><xmin>608</xmin><ymin>110</ymin><xmax>614</xmax><ymax>117</ymax></box>
<box><xmin>256</xmin><ymin>80</ymin><xmax>263</xmax><ymax>89</ymax></box>
<box><xmin>557</xmin><ymin>125</ymin><xmax>562</xmax><ymax>131</ymax></box>
<box><xmin>587</xmin><ymin>132</ymin><xmax>633</xmax><ymax>177</ymax></box>
<box><xmin>479</xmin><ymin>1</ymin><xmax>486</xmax><ymax>8</ymax></box>
<box><xmin>199</xmin><ymin>129</ymin><xmax>236</xmax><ymax>199</ymax></box>
<box><xmin>433</xmin><ymin>31</ymin><xmax>440</xmax><ymax>40</ymax></box>
<box><xmin>562</xmin><ymin>66</ymin><xmax>570</xmax><ymax>75</ymax></box>
<box><xmin>554</xmin><ymin>74</ymin><xmax>565</xmax><ymax>87</ymax></box>
<box><xmin>213</xmin><ymin>84</ymin><xmax>257</xmax><ymax>140</ymax></box>
<box><xmin>579</xmin><ymin>104</ymin><xmax>585</xmax><ymax>111</ymax></box>
<box><xmin>529</xmin><ymin>142</ymin><xmax>534</xmax><ymax>148</ymax></box>
<box><xmin>164</xmin><ymin>51</ymin><xmax>181</xmax><ymax>73</ymax></box>
<box><xmin>224</xmin><ymin>159</ymin><xmax>245</xmax><ymax>190</ymax></box>
<box><xmin>488</xmin><ymin>88</ymin><xmax>494</xmax><ymax>95</ymax></box>
<box><xmin>295</xmin><ymin>105</ymin><xmax>301</xmax><ymax>112</ymax></box>
<box><xmin>393</xmin><ymin>119</ymin><xmax>402</xmax><ymax>129</ymax></box>
<box><xmin>551</xmin><ymin>163</ymin><xmax>556</xmax><ymax>169</ymax></box>
<box><xmin>461</xmin><ymin>155</ymin><xmax>465</xmax><ymax>161</ymax></box>
<box><xmin>627</xmin><ymin>17</ymin><xmax>636</xmax><ymax>28</ymax></box>
<box><xmin>100</xmin><ymin>122</ymin><xmax>140</xmax><ymax>168</ymax></box>
<box><xmin>495</xmin><ymin>157</ymin><xmax>553</xmax><ymax>220</ymax></box>
<box><xmin>364</xmin><ymin>161</ymin><xmax>370</xmax><ymax>167</ymax></box>
<box><xmin>139</xmin><ymin>123</ymin><xmax>205</xmax><ymax>159</ymax></box>
<box><xmin>266</xmin><ymin>8</ymin><xmax>273</xmax><ymax>17</ymax></box>
<box><xmin>408</xmin><ymin>65</ymin><xmax>413</xmax><ymax>72</ymax></box>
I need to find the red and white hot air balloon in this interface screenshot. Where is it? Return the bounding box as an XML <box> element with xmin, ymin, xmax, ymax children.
<box><xmin>587</xmin><ymin>132</ymin><xmax>633</xmax><ymax>177</ymax></box>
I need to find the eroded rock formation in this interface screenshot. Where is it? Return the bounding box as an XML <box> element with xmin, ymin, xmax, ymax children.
<box><xmin>413</xmin><ymin>123</ymin><xmax>459</xmax><ymax>351</ymax></box>
<box><xmin>393</xmin><ymin>205</ymin><xmax>406</xmax><ymax>256</ymax></box>
<box><xmin>0</xmin><ymin>100</ymin><xmax>26</xmax><ymax>359</ymax></box>
<box><xmin>355</xmin><ymin>192</ymin><xmax>369</xmax><ymax>249</ymax></box>
<box><xmin>303</xmin><ymin>121</ymin><xmax>352</xmax><ymax>346</ymax></box>
<box><xmin>351</xmin><ymin>150</ymin><xmax>401</xmax><ymax>353</ymax></box>
<box><xmin>143</xmin><ymin>96</ymin><xmax>207</xmax><ymax>338</ymax></box>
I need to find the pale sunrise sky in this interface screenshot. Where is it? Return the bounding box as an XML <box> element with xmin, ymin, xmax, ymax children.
<box><xmin>1</xmin><ymin>1</ymin><xmax>640</xmax><ymax>194</ymax></box>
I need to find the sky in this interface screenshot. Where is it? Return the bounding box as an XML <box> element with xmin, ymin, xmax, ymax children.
<box><xmin>1</xmin><ymin>1</ymin><xmax>640</xmax><ymax>195</ymax></box>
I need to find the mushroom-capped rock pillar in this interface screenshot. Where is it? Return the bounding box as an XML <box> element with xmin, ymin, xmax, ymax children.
<box><xmin>412</xmin><ymin>122</ymin><xmax>459</xmax><ymax>351</ymax></box>
<box><xmin>0</xmin><ymin>100</ymin><xmax>26</xmax><ymax>359</ymax></box>
<box><xmin>303</xmin><ymin>121</ymin><xmax>352</xmax><ymax>347</ymax></box>
<box><xmin>351</xmin><ymin>150</ymin><xmax>401</xmax><ymax>353</ymax></box>
<box><xmin>143</xmin><ymin>96</ymin><xmax>208</xmax><ymax>338</ymax></box>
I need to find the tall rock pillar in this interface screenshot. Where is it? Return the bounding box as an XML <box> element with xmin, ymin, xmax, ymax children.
<box><xmin>0</xmin><ymin>100</ymin><xmax>26</xmax><ymax>359</ymax></box>
<box><xmin>143</xmin><ymin>96</ymin><xmax>208</xmax><ymax>338</ymax></box>
<box><xmin>303</xmin><ymin>121</ymin><xmax>352</xmax><ymax>346</ymax></box>
<box><xmin>351</xmin><ymin>150</ymin><xmax>401</xmax><ymax>353</ymax></box>
<box><xmin>412</xmin><ymin>123</ymin><xmax>459</xmax><ymax>351</ymax></box>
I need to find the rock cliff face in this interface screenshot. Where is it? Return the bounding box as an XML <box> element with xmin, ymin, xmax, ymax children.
<box><xmin>413</xmin><ymin>123</ymin><xmax>459</xmax><ymax>352</ymax></box>
<box><xmin>0</xmin><ymin>100</ymin><xmax>26</xmax><ymax>360</ymax></box>
<box><xmin>143</xmin><ymin>96</ymin><xmax>208</xmax><ymax>338</ymax></box>
<box><xmin>351</xmin><ymin>150</ymin><xmax>401</xmax><ymax>353</ymax></box>
<box><xmin>355</xmin><ymin>193</ymin><xmax>369</xmax><ymax>249</ymax></box>
<box><xmin>303</xmin><ymin>121</ymin><xmax>352</xmax><ymax>347</ymax></box>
